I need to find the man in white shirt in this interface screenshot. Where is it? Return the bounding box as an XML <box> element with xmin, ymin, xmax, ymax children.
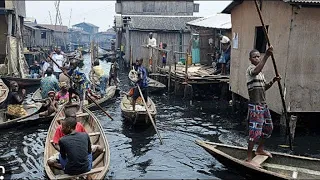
<box><xmin>52</xmin><ymin>47</ymin><xmax>65</xmax><ymax>79</ymax></box>
<box><xmin>147</xmin><ymin>32</ymin><xmax>157</xmax><ymax>71</ymax></box>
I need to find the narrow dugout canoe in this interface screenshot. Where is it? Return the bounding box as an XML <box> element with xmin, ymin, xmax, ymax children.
<box><xmin>44</xmin><ymin>104</ymin><xmax>110</xmax><ymax>180</ymax></box>
<box><xmin>120</xmin><ymin>94</ymin><xmax>156</xmax><ymax>125</ymax></box>
<box><xmin>195</xmin><ymin>140</ymin><xmax>320</xmax><ymax>180</ymax></box>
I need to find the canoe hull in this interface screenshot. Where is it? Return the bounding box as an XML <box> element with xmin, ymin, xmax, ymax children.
<box><xmin>2</xmin><ymin>76</ymin><xmax>41</xmax><ymax>87</ymax></box>
<box><xmin>196</xmin><ymin>140</ymin><xmax>320</xmax><ymax>180</ymax></box>
<box><xmin>44</xmin><ymin>104</ymin><xmax>110</xmax><ymax>180</ymax></box>
<box><xmin>120</xmin><ymin>96</ymin><xmax>157</xmax><ymax>126</ymax></box>
<box><xmin>0</xmin><ymin>103</ymin><xmax>43</xmax><ymax>129</ymax></box>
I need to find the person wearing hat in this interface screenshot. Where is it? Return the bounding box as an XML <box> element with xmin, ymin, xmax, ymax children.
<box><xmin>218</xmin><ymin>36</ymin><xmax>231</xmax><ymax>75</ymax></box>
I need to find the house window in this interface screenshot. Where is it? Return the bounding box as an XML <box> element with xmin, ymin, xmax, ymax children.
<box><xmin>41</xmin><ymin>31</ymin><xmax>47</xmax><ymax>39</ymax></box>
<box><xmin>254</xmin><ymin>26</ymin><xmax>268</xmax><ymax>53</ymax></box>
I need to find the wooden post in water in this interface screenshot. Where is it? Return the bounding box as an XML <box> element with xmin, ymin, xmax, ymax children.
<box><xmin>168</xmin><ymin>48</ymin><xmax>172</xmax><ymax>92</ymax></box>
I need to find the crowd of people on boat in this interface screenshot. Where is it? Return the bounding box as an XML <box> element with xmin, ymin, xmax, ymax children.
<box><xmin>1</xmin><ymin>46</ymin><xmax>120</xmax><ymax>120</ymax></box>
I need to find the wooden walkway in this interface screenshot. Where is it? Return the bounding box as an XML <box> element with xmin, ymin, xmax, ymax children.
<box><xmin>157</xmin><ymin>64</ymin><xmax>229</xmax><ymax>84</ymax></box>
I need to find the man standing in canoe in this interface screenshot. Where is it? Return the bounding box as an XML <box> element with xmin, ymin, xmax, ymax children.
<box><xmin>246</xmin><ymin>46</ymin><xmax>281</xmax><ymax>167</ymax></box>
<box><xmin>132</xmin><ymin>58</ymin><xmax>148</xmax><ymax>112</ymax></box>
<box><xmin>68</xmin><ymin>59</ymin><xmax>89</xmax><ymax>113</ymax></box>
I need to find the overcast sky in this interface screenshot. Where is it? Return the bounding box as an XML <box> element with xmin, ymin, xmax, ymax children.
<box><xmin>26</xmin><ymin>1</ymin><xmax>231</xmax><ymax>32</ymax></box>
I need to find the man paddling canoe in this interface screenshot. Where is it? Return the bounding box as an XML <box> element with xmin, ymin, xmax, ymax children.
<box><xmin>245</xmin><ymin>46</ymin><xmax>281</xmax><ymax>167</ymax></box>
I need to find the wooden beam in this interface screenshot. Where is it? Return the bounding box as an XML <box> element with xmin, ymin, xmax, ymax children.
<box><xmin>252</xmin><ymin>155</ymin><xmax>268</xmax><ymax>165</ymax></box>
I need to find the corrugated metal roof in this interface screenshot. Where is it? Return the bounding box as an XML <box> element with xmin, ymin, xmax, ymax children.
<box><xmin>186</xmin><ymin>13</ymin><xmax>231</xmax><ymax>29</ymax></box>
<box><xmin>73</xmin><ymin>22</ymin><xmax>99</xmax><ymax>28</ymax></box>
<box><xmin>127</xmin><ymin>15</ymin><xmax>200</xmax><ymax>31</ymax></box>
<box><xmin>38</xmin><ymin>24</ymin><xmax>69</xmax><ymax>32</ymax></box>
<box><xmin>283</xmin><ymin>0</ymin><xmax>320</xmax><ymax>3</ymax></box>
<box><xmin>222</xmin><ymin>0</ymin><xmax>320</xmax><ymax>13</ymax></box>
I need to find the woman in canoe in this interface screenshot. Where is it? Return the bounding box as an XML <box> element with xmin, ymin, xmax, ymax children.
<box><xmin>6</xmin><ymin>81</ymin><xmax>28</xmax><ymax>117</ymax></box>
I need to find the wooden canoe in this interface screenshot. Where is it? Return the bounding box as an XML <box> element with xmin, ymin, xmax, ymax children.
<box><xmin>120</xmin><ymin>95</ymin><xmax>157</xmax><ymax>125</ymax></box>
<box><xmin>195</xmin><ymin>140</ymin><xmax>320</xmax><ymax>180</ymax></box>
<box><xmin>85</xmin><ymin>86</ymin><xmax>117</xmax><ymax>109</ymax></box>
<box><xmin>147</xmin><ymin>78</ymin><xmax>166</xmax><ymax>93</ymax></box>
<box><xmin>0</xmin><ymin>79</ymin><xmax>9</xmax><ymax>105</ymax></box>
<box><xmin>1</xmin><ymin>76</ymin><xmax>41</xmax><ymax>87</ymax></box>
<box><xmin>128</xmin><ymin>69</ymin><xmax>165</xmax><ymax>94</ymax></box>
<box><xmin>0</xmin><ymin>102</ymin><xmax>43</xmax><ymax>129</ymax></box>
<box><xmin>44</xmin><ymin>104</ymin><xmax>110</xmax><ymax>180</ymax></box>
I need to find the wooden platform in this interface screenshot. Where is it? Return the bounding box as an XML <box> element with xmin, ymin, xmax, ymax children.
<box><xmin>157</xmin><ymin>64</ymin><xmax>229</xmax><ymax>84</ymax></box>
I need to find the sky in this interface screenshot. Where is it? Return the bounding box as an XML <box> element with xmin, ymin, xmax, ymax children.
<box><xmin>25</xmin><ymin>1</ymin><xmax>232</xmax><ymax>32</ymax></box>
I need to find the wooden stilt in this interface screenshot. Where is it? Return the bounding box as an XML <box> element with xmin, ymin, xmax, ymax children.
<box><xmin>289</xmin><ymin>115</ymin><xmax>298</xmax><ymax>148</ymax></box>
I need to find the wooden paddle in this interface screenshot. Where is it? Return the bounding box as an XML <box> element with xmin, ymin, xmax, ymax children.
<box><xmin>48</xmin><ymin>55</ymin><xmax>114</xmax><ymax>120</ymax></box>
<box><xmin>137</xmin><ymin>85</ymin><xmax>163</xmax><ymax>145</ymax></box>
<box><xmin>254</xmin><ymin>0</ymin><xmax>292</xmax><ymax>150</ymax></box>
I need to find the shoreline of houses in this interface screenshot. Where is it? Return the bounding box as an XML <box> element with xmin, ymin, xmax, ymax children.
<box><xmin>23</xmin><ymin>19</ymin><xmax>116</xmax><ymax>52</ymax></box>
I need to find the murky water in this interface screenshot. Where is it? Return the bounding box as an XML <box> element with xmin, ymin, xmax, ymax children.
<box><xmin>1</xmin><ymin>54</ymin><xmax>320</xmax><ymax>179</ymax></box>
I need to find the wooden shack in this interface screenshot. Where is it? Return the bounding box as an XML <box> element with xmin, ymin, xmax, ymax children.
<box><xmin>115</xmin><ymin>14</ymin><xmax>199</xmax><ymax>66</ymax></box>
<box><xmin>0</xmin><ymin>1</ymin><xmax>26</xmax><ymax>64</ymax></box>
<box><xmin>186</xmin><ymin>13</ymin><xmax>232</xmax><ymax>65</ymax></box>
<box><xmin>23</xmin><ymin>23</ymin><xmax>54</xmax><ymax>48</ymax></box>
<box><xmin>223</xmin><ymin>0</ymin><xmax>320</xmax><ymax>114</ymax></box>
<box><xmin>38</xmin><ymin>24</ymin><xmax>69</xmax><ymax>51</ymax></box>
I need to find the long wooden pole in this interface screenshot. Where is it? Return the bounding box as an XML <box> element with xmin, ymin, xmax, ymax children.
<box><xmin>137</xmin><ymin>85</ymin><xmax>163</xmax><ymax>144</ymax></box>
<box><xmin>254</xmin><ymin>0</ymin><xmax>292</xmax><ymax>150</ymax></box>
<box><xmin>48</xmin><ymin>55</ymin><xmax>114</xmax><ymax>120</ymax></box>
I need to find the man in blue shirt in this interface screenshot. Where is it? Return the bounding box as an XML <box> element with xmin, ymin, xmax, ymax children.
<box><xmin>132</xmin><ymin>58</ymin><xmax>148</xmax><ymax>111</ymax></box>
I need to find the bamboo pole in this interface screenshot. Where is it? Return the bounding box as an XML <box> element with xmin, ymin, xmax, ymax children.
<box><xmin>168</xmin><ymin>49</ymin><xmax>172</xmax><ymax>92</ymax></box>
<box><xmin>254</xmin><ymin>0</ymin><xmax>292</xmax><ymax>150</ymax></box>
<box><xmin>137</xmin><ymin>85</ymin><xmax>163</xmax><ymax>144</ymax></box>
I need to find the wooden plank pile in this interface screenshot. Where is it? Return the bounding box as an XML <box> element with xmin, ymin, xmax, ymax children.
<box><xmin>158</xmin><ymin>64</ymin><xmax>229</xmax><ymax>83</ymax></box>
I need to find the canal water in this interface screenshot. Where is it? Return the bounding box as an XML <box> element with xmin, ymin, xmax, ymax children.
<box><xmin>1</xmin><ymin>54</ymin><xmax>320</xmax><ymax>179</ymax></box>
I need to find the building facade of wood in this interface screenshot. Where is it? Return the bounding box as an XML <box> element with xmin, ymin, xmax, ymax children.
<box><xmin>114</xmin><ymin>14</ymin><xmax>199</xmax><ymax>67</ymax></box>
<box><xmin>186</xmin><ymin>14</ymin><xmax>232</xmax><ymax>65</ymax></box>
<box><xmin>115</xmin><ymin>0</ymin><xmax>199</xmax><ymax>16</ymax></box>
<box><xmin>23</xmin><ymin>23</ymin><xmax>54</xmax><ymax>48</ymax></box>
<box><xmin>69</xmin><ymin>28</ymin><xmax>91</xmax><ymax>50</ymax></box>
<box><xmin>93</xmin><ymin>29</ymin><xmax>116</xmax><ymax>50</ymax></box>
<box><xmin>37</xmin><ymin>24</ymin><xmax>69</xmax><ymax>51</ymax></box>
<box><xmin>223</xmin><ymin>0</ymin><xmax>320</xmax><ymax>114</ymax></box>
<box><xmin>0</xmin><ymin>0</ymin><xmax>26</xmax><ymax>64</ymax></box>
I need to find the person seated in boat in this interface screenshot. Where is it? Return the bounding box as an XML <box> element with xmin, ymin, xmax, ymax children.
<box><xmin>40</xmin><ymin>67</ymin><xmax>60</xmax><ymax>98</ymax></box>
<box><xmin>5</xmin><ymin>81</ymin><xmax>28</xmax><ymax>118</ymax></box>
<box><xmin>122</xmin><ymin>88</ymin><xmax>144</xmax><ymax>105</ymax></box>
<box><xmin>68</xmin><ymin>59</ymin><xmax>89</xmax><ymax>113</ymax></box>
<box><xmin>29</xmin><ymin>60</ymin><xmax>41</xmax><ymax>79</ymax></box>
<box><xmin>109</xmin><ymin>58</ymin><xmax>119</xmax><ymax>88</ymax></box>
<box><xmin>92</xmin><ymin>60</ymin><xmax>108</xmax><ymax>97</ymax></box>
<box><xmin>36</xmin><ymin>91</ymin><xmax>58</xmax><ymax>117</ymax></box>
<box><xmin>55</xmin><ymin>82</ymin><xmax>74</xmax><ymax>105</ymax></box>
<box><xmin>50</xmin><ymin>117</ymin><xmax>92</xmax><ymax>175</ymax></box>
<box><xmin>131</xmin><ymin>58</ymin><xmax>148</xmax><ymax>112</ymax></box>
<box><xmin>47</xmin><ymin>115</ymin><xmax>103</xmax><ymax>172</ymax></box>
